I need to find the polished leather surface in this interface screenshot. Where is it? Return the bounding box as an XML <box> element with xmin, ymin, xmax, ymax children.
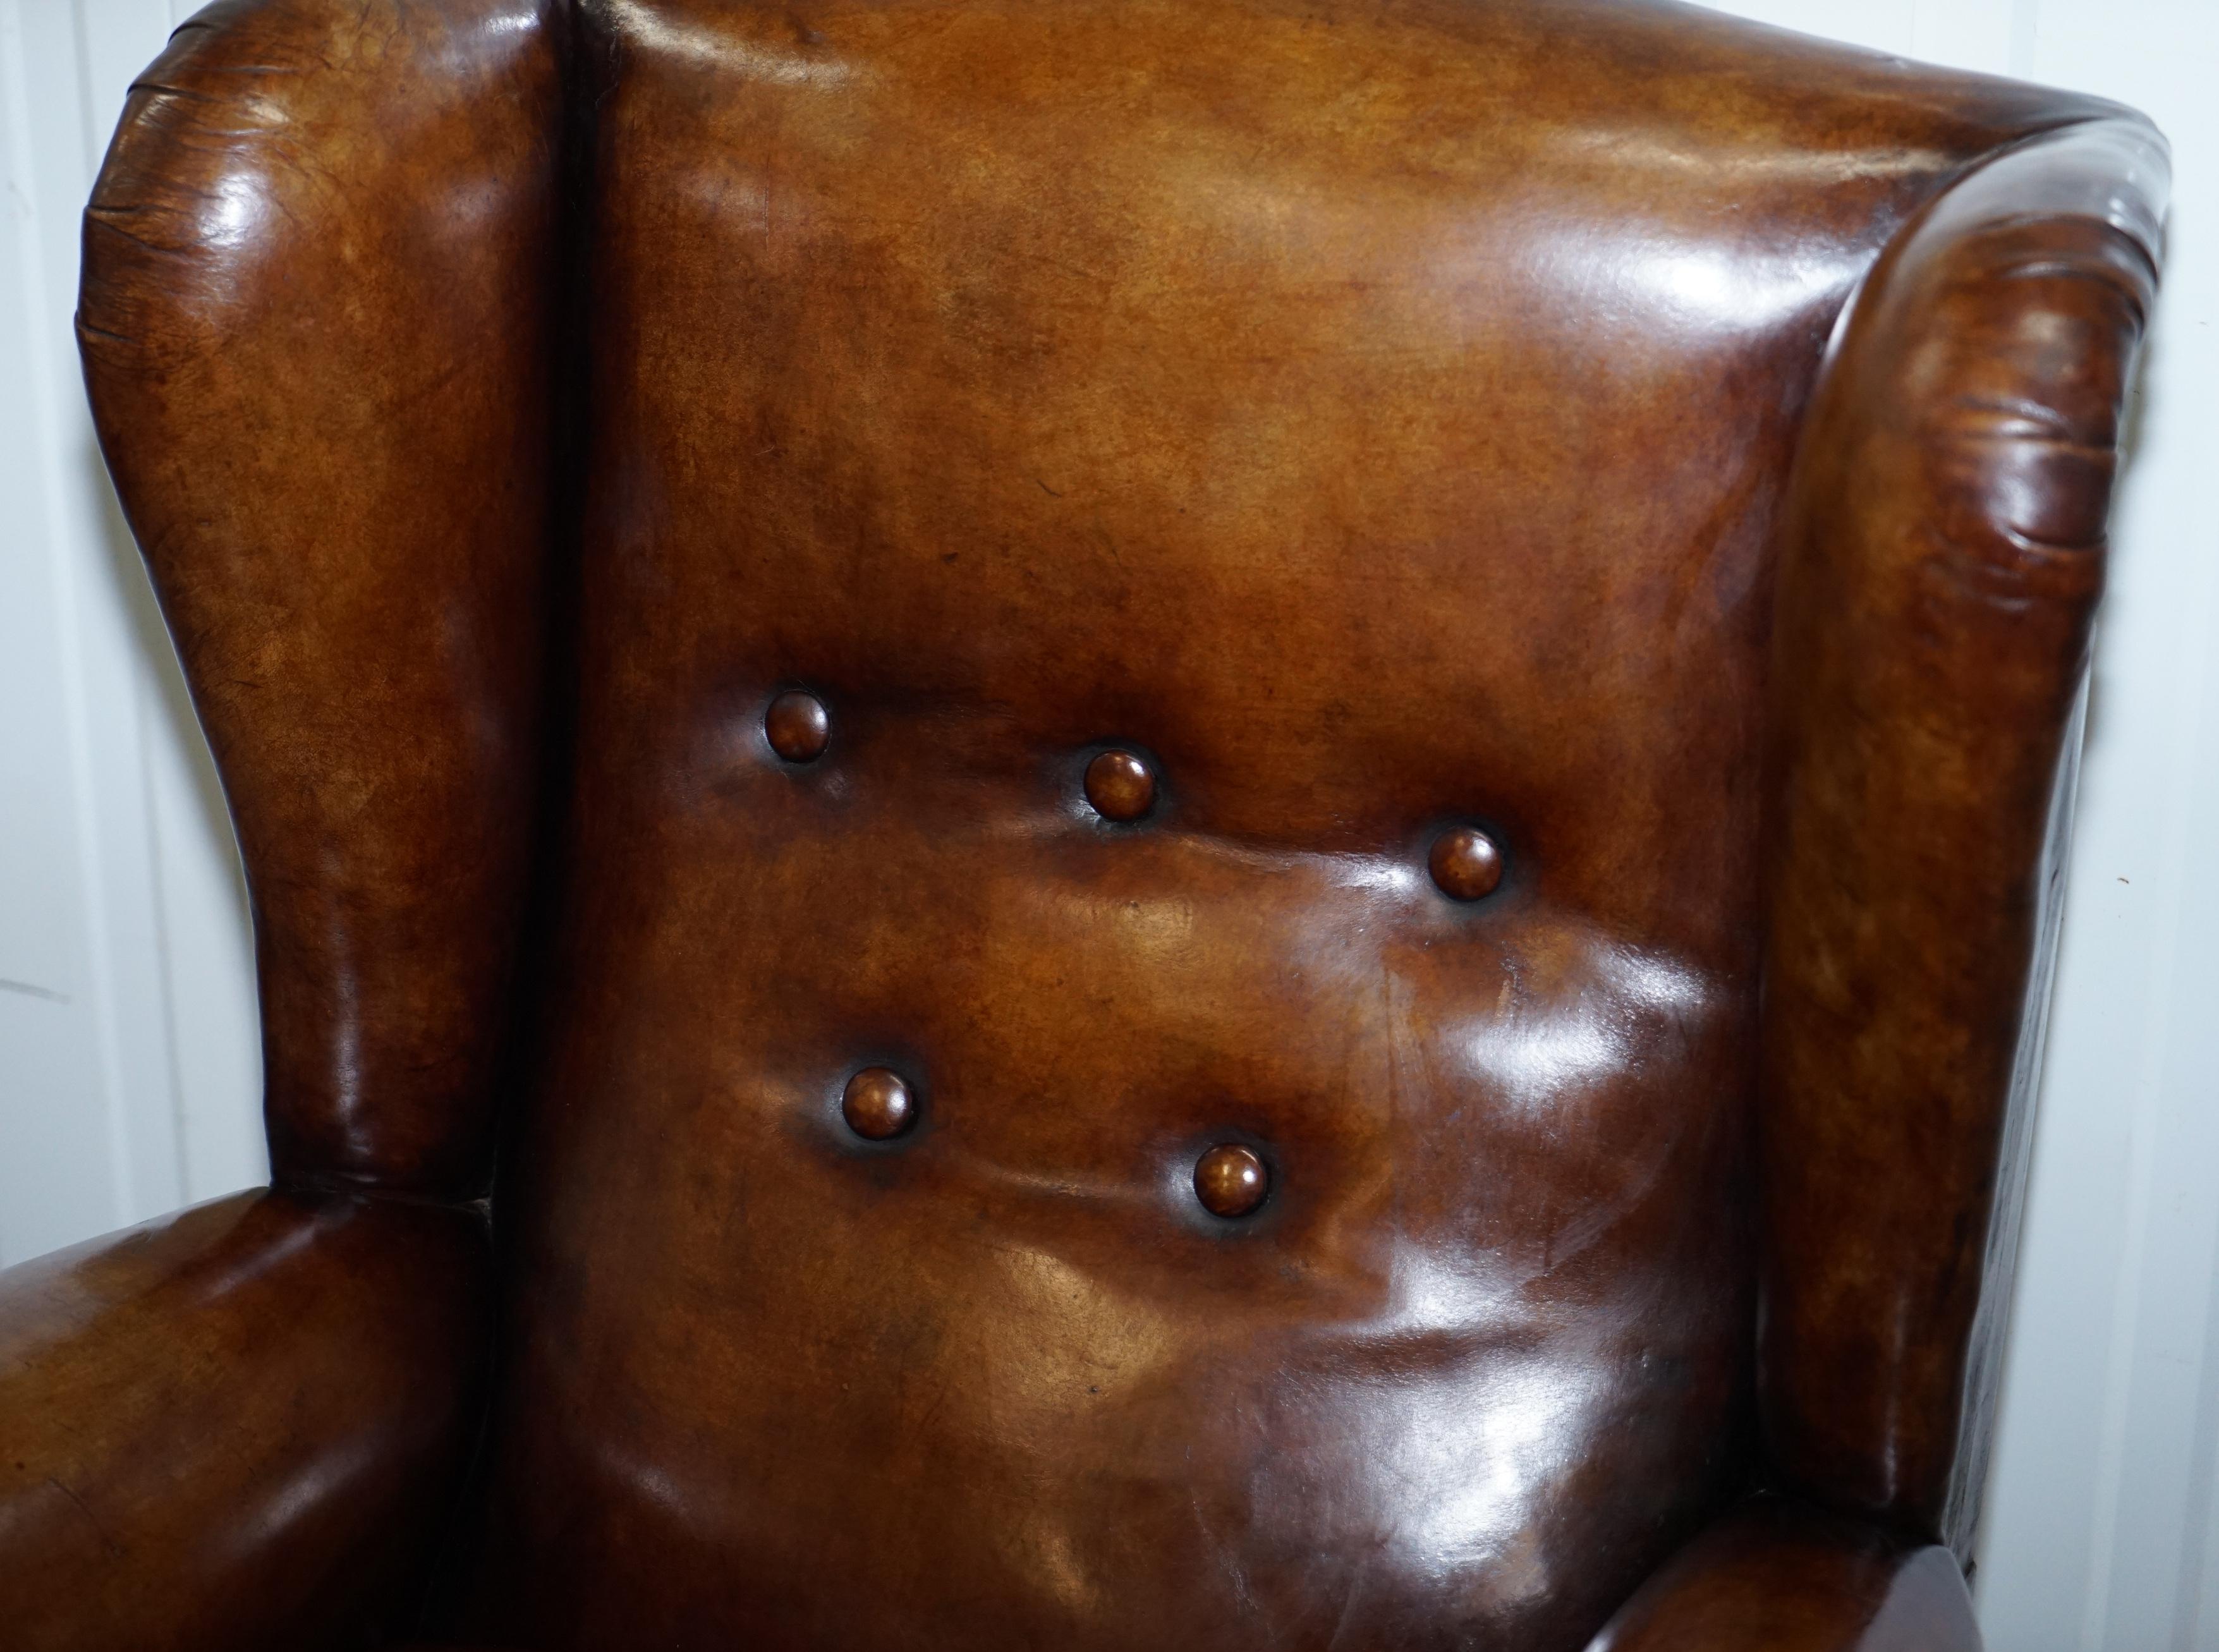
<box><xmin>456</xmin><ymin>5</ymin><xmax>2151</xmax><ymax>1644</ymax></box>
<box><xmin>1587</xmin><ymin>1495</ymin><xmax>1981</xmax><ymax>1651</ymax></box>
<box><xmin>1760</xmin><ymin>119</ymin><xmax>2165</xmax><ymax>1547</ymax></box>
<box><xmin>32</xmin><ymin>0</ymin><xmax>2168</xmax><ymax>1645</ymax></box>
<box><xmin>76</xmin><ymin>0</ymin><xmax>565</xmax><ymax>1200</ymax></box>
<box><xmin>0</xmin><ymin>1190</ymin><xmax>489</xmax><ymax>1651</ymax></box>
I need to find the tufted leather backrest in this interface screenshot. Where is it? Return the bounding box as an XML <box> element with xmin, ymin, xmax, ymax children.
<box><xmin>76</xmin><ymin>0</ymin><xmax>2160</xmax><ymax>1646</ymax></box>
<box><xmin>446</xmin><ymin>2</ymin><xmax>2136</xmax><ymax>1644</ymax></box>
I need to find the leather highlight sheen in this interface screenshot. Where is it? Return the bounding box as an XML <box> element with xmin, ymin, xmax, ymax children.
<box><xmin>1</xmin><ymin>0</ymin><xmax>2167</xmax><ymax>1646</ymax></box>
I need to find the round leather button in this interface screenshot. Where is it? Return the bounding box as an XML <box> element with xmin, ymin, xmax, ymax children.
<box><xmin>1084</xmin><ymin>749</ymin><xmax>1157</xmax><ymax>822</ymax></box>
<box><xmin>765</xmin><ymin>690</ymin><xmax>830</xmax><ymax>763</ymax></box>
<box><xmin>841</xmin><ymin>1067</ymin><xmax>915</xmax><ymax>1140</ymax></box>
<box><xmin>1428</xmin><ymin>825</ymin><xmax>1504</xmax><ymax>901</ymax></box>
<box><xmin>1193</xmin><ymin>1143</ymin><xmax>1268</xmax><ymax>1218</ymax></box>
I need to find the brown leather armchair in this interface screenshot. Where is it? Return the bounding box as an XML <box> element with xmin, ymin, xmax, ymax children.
<box><xmin>0</xmin><ymin>0</ymin><xmax>2167</xmax><ymax>1646</ymax></box>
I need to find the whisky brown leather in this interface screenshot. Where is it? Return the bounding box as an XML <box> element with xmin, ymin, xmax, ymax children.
<box><xmin>13</xmin><ymin>0</ymin><xmax>2170</xmax><ymax>1645</ymax></box>
<box><xmin>76</xmin><ymin>0</ymin><xmax>565</xmax><ymax>1200</ymax></box>
<box><xmin>0</xmin><ymin>1190</ymin><xmax>490</xmax><ymax>1652</ymax></box>
<box><xmin>1586</xmin><ymin>1495</ymin><xmax>1981</xmax><ymax>1651</ymax></box>
<box><xmin>1760</xmin><ymin>119</ymin><xmax>2165</xmax><ymax>1552</ymax></box>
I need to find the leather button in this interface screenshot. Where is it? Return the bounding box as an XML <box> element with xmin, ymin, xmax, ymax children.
<box><xmin>1193</xmin><ymin>1144</ymin><xmax>1268</xmax><ymax>1218</ymax></box>
<box><xmin>1428</xmin><ymin>825</ymin><xmax>1504</xmax><ymax>901</ymax></box>
<box><xmin>765</xmin><ymin>690</ymin><xmax>830</xmax><ymax>763</ymax></box>
<box><xmin>1084</xmin><ymin>749</ymin><xmax>1157</xmax><ymax>822</ymax></box>
<box><xmin>841</xmin><ymin>1067</ymin><xmax>915</xmax><ymax>1140</ymax></box>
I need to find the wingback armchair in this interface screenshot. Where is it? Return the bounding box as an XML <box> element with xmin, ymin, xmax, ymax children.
<box><xmin>0</xmin><ymin>0</ymin><xmax>2167</xmax><ymax>1646</ymax></box>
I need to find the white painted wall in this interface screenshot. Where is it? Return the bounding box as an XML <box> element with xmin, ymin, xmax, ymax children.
<box><xmin>0</xmin><ymin>0</ymin><xmax>264</xmax><ymax>1266</ymax></box>
<box><xmin>0</xmin><ymin>1</ymin><xmax>2211</xmax><ymax>1645</ymax></box>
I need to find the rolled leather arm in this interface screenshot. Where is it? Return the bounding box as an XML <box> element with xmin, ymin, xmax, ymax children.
<box><xmin>0</xmin><ymin>1189</ymin><xmax>490</xmax><ymax>1652</ymax></box>
<box><xmin>1759</xmin><ymin>116</ymin><xmax>2168</xmax><ymax>1548</ymax></box>
<box><xmin>1586</xmin><ymin>1495</ymin><xmax>1980</xmax><ymax>1651</ymax></box>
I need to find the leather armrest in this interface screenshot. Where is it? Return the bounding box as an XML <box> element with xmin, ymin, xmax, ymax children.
<box><xmin>0</xmin><ymin>1189</ymin><xmax>490</xmax><ymax>1652</ymax></box>
<box><xmin>1586</xmin><ymin>1495</ymin><xmax>1981</xmax><ymax>1651</ymax></box>
<box><xmin>1760</xmin><ymin>116</ymin><xmax>2168</xmax><ymax>1546</ymax></box>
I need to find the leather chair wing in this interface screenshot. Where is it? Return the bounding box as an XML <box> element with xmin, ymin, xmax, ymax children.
<box><xmin>1760</xmin><ymin>117</ymin><xmax>2167</xmax><ymax>1551</ymax></box>
<box><xmin>75</xmin><ymin>0</ymin><xmax>566</xmax><ymax>1200</ymax></box>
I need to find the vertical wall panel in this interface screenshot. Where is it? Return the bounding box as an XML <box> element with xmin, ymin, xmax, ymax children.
<box><xmin>25</xmin><ymin>0</ymin><xmax>184</xmax><ymax>1232</ymax></box>
<box><xmin>0</xmin><ymin>0</ymin><xmax>147</xmax><ymax>1261</ymax></box>
<box><xmin>1976</xmin><ymin>0</ymin><xmax>2219</xmax><ymax>1643</ymax></box>
<box><xmin>0</xmin><ymin>0</ymin><xmax>261</xmax><ymax>1269</ymax></box>
<box><xmin>0</xmin><ymin>0</ymin><xmax>118</xmax><ymax>1256</ymax></box>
